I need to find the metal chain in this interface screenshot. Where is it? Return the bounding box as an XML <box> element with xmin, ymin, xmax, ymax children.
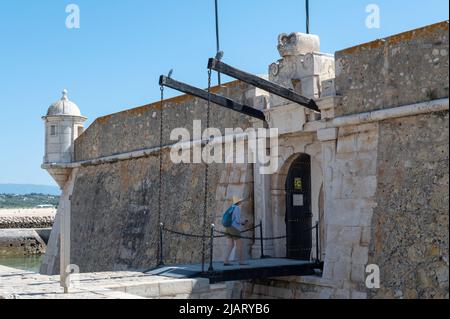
<box><xmin>158</xmin><ymin>85</ymin><xmax>164</xmax><ymax>260</ymax></box>
<box><xmin>213</xmin><ymin>223</ymin><xmax>319</xmax><ymax>241</ymax></box>
<box><xmin>201</xmin><ymin>69</ymin><xmax>213</xmax><ymax>272</ymax></box>
<box><xmin>163</xmin><ymin>224</ymin><xmax>259</xmax><ymax>240</ymax></box>
<box><xmin>239</xmin><ymin>224</ymin><xmax>260</xmax><ymax>234</ymax></box>
<box><xmin>213</xmin><ymin>229</ymin><xmax>288</xmax><ymax>241</ymax></box>
<box><xmin>163</xmin><ymin>226</ymin><xmax>225</xmax><ymax>239</ymax></box>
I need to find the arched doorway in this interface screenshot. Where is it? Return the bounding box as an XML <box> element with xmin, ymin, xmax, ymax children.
<box><xmin>285</xmin><ymin>154</ymin><xmax>312</xmax><ymax>260</ymax></box>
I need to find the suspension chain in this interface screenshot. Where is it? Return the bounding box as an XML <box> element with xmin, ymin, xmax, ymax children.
<box><xmin>158</xmin><ymin>85</ymin><xmax>164</xmax><ymax>256</ymax></box>
<box><xmin>201</xmin><ymin>69</ymin><xmax>213</xmax><ymax>272</ymax></box>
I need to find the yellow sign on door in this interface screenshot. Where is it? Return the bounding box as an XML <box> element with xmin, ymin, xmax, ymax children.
<box><xmin>294</xmin><ymin>178</ymin><xmax>302</xmax><ymax>191</ymax></box>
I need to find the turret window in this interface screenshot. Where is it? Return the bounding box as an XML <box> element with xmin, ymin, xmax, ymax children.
<box><xmin>50</xmin><ymin>125</ymin><xmax>57</xmax><ymax>136</ymax></box>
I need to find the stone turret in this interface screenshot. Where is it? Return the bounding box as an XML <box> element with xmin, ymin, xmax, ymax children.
<box><xmin>42</xmin><ymin>90</ymin><xmax>87</xmax><ymax>188</ymax></box>
<box><xmin>265</xmin><ymin>32</ymin><xmax>336</xmax><ymax>134</ymax></box>
<box><xmin>270</xmin><ymin>32</ymin><xmax>335</xmax><ymax>102</ymax></box>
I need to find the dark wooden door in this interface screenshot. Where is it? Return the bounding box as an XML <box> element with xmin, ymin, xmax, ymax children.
<box><xmin>285</xmin><ymin>154</ymin><xmax>312</xmax><ymax>260</ymax></box>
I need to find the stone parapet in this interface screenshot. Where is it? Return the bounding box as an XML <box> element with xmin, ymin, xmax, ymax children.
<box><xmin>335</xmin><ymin>21</ymin><xmax>449</xmax><ymax>116</ymax></box>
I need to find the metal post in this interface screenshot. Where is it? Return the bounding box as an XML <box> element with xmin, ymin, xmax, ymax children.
<box><xmin>214</xmin><ymin>0</ymin><xmax>221</xmax><ymax>85</ymax></box>
<box><xmin>208</xmin><ymin>224</ymin><xmax>215</xmax><ymax>272</ymax></box>
<box><xmin>158</xmin><ymin>222</ymin><xmax>164</xmax><ymax>266</ymax></box>
<box><xmin>315</xmin><ymin>221</ymin><xmax>319</xmax><ymax>263</ymax></box>
<box><xmin>305</xmin><ymin>0</ymin><xmax>310</xmax><ymax>34</ymax></box>
<box><xmin>259</xmin><ymin>220</ymin><xmax>265</xmax><ymax>259</ymax></box>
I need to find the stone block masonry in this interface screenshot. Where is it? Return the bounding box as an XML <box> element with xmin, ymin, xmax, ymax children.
<box><xmin>335</xmin><ymin>21</ymin><xmax>449</xmax><ymax>116</ymax></box>
<box><xmin>369</xmin><ymin>111</ymin><xmax>449</xmax><ymax>299</ymax></box>
<box><xmin>319</xmin><ymin>123</ymin><xmax>379</xmax><ymax>298</ymax></box>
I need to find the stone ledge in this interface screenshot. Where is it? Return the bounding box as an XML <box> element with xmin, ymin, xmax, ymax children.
<box><xmin>159</xmin><ymin>278</ymin><xmax>210</xmax><ymax>296</ymax></box>
<box><xmin>1</xmin><ymin>266</ymin><xmax>218</xmax><ymax>299</ymax></box>
<box><xmin>317</xmin><ymin>96</ymin><xmax>342</xmax><ymax>119</ymax></box>
<box><xmin>271</xmin><ymin>275</ymin><xmax>335</xmax><ymax>288</ymax></box>
<box><xmin>317</xmin><ymin>128</ymin><xmax>338</xmax><ymax>142</ymax></box>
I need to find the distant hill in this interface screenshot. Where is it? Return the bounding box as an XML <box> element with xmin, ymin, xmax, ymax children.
<box><xmin>0</xmin><ymin>184</ymin><xmax>60</xmax><ymax>196</ymax></box>
<box><xmin>0</xmin><ymin>193</ymin><xmax>59</xmax><ymax>209</ymax></box>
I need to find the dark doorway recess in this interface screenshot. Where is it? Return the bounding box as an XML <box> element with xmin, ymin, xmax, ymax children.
<box><xmin>285</xmin><ymin>154</ymin><xmax>312</xmax><ymax>260</ymax></box>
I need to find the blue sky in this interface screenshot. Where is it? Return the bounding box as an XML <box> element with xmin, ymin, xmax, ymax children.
<box><xmin>0</xmin><ymin>0</ymin><xmax>448</xmax><ymax>186</ymax></box>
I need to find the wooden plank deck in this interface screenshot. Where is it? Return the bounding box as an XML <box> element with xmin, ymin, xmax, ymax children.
<box><xmin>146</xmin><ymin>258</ymin><xmax>321</xmax><ymax>283</ymax></box>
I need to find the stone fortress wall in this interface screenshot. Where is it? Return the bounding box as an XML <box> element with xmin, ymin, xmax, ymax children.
<box><xmin>335</xmin><ymin>22</ymin><xmax>449</xmax><ymax>115</ymax></box>
<box><xmin>337</xmin><ymin>21</ymin><xmax>449</xmax><ymax>299</ymax></box>
<box><xmin>239</xmin><ymin>21</ymin><xmax>448</xmax><ymax>299</ymax></box>
<box><xmin>42</xmin><ymin>82</ymin><xmax>258</xmax><ymax>274</ymax></box>
<box><xmin>371</xmin><ymin>111</ymin><xmax>448</xmax><ymax>299</ymax></box>
<box><xmin>41</xmin><ymin>21</ymin><xmax>449</xmax><ymax>299</ymax></box>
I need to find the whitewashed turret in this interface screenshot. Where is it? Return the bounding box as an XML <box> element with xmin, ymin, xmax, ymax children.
<box><xmin>265</xmin><ymin>33</ymin><xmax>335</xmax><ymax>134</ymax></box>
<box><xmin>42</xmin><ymin>90</ymin><xmax>87</xmax><ymax>188</ymax></box>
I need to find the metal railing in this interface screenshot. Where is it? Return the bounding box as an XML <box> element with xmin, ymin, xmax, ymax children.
<box><xmin>158</xmin><ymin>220</ymin><xmax>321</xmax><ymax>273</ymax></box>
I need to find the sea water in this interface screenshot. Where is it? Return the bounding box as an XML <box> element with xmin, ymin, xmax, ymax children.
<box><xmin>0</xmin><ymin>255</ymin><xmax>43</xmax><ymax>272</ymax></box>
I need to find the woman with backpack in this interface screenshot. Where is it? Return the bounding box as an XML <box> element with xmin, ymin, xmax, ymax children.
<box><xmin>223</xmin><ymin>196</ymin><xmax>249</xmax><ymax>266</ymax></box>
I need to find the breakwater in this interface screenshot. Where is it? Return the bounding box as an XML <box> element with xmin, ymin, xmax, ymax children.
<box><xmin>0</xmin><ymin>209</ymin><xmax>55</xmax><ymax>257</ymax></box>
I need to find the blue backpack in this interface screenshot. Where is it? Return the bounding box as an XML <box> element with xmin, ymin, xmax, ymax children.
<box><xmin>221</xmin><ymin>204</ymin><xmax>236</xmax><ymax>228</ymax></box>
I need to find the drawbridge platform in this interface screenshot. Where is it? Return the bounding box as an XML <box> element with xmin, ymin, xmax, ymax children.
<box><xmin>146</xmin><ymin>258</ymin><xmax>322</xmax><ymax>283</ymax></box>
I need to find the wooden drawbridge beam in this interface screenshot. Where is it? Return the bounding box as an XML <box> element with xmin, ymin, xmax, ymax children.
<box><xmin>159</xmin><ymin>75</ymin><xmax>266</xmax><ymax>121</ymax></box>
<box><xmin>208</xmin><ymin>58</ymin><xmax>320</xmax><ymax>113</ymax></box>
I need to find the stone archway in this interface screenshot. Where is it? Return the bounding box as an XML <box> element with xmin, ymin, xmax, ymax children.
<box><xmin>270</xmin><ymin>149</ymin><xmax>323</xmax><ymax>259</ymax></box>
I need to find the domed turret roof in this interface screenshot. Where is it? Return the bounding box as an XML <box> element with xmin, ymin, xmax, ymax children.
<box><xmin>46</xmin><ymin>89</ymin><xmax>82</xmax><ymax>117</ymax></box>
